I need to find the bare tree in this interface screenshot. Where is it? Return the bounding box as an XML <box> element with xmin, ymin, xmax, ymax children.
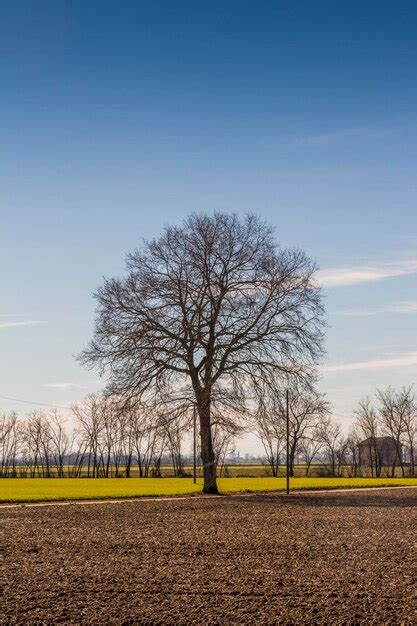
<box><xmin>162</xmin><ymin>412</ymin><xmax>189</xmax><ymax>477</ymax></box>
<box><xmin>23</xmin><ymin>412</ymin><xmax>54</xmax><ymax>477</ymax></box>
<box><xmin>80</xmin><ymin>212</ymin><xmax>325</xmax><ymax>493</ymax></box>
<box><xmin>48</xmin><ymin>411</ymin><xmax>72</xmax><ymax>477</ymax></box>
<box><xmin>345</xmin><ymin>428</ymin><xmax>361</xmax><ymax>477</ymax></box>
<box><xmin>254</xmin><ymin>393</ymin><xmax>285</xmax><ymax>477</ymax></box>
<box><xmin>126</xmin><ymin>405</ymin><xmax>167</xmax><ymax>477</ymax></box>
<box><xmin>113</xmin><ymin>409</ymin><xmax>134</xmax><ymax>477</ymax></box>
<box><xmin>1</xmin><ymin>412</ymin><xmax>21</xmax><ymax>477</ymax></box>
<box><xmin>377</xmin><ymin>386</ymin><xmax>413</xmax><ymax>477</ymax></box>
<box><xmin>72</xmin><ymin>395</ymin><xmax>105</xmax><ymax>478</ymax></box>
<box><xmin>354</xmin><ymin>396</ymin><xmax>383</xmax><ymax>477</ymax></box>
<box><xmin>401</xmin><ymin>387</ymin><xmax>416</xmax><ymax>477</ymax></box>
<box><xmin>97</xmin><ymin>397</ymin><xmax>118</xmax><ymax>477</ymax></box>
<box><xmin>298</xmin><ymin>433</ymin><xmax>323</xmax><ymax>476</ymax></box>
<box><xmin>211</xmin><ymin>409</ymin><xmax>243</xmax><ymax>477</ymax></box>
<box><xmin>254</xmin><ymin>376</ymin><xmax>329</xmax><ymax>477</ymax></box>
<box><xmin>285</xmin><ymin>378</ymin><xmax>330</xmax><ymax>476</ymax></box>
<box><xmin>317</xmin><ymin>418</ymin><xmax>344</xmax><ymax>477</ymax></box>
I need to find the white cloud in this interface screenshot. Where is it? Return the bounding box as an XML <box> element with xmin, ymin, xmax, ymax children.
<box><xmin>318</xmin><ymin>259</ymin><xmax>417</xmax><ymax>287</ymax></box>
<box><xmin>294</xmin><ymin>125</ymin><xmax>412</xmax><ymax>147</ymax></box>
<box><xmin>0</xmin><ymin>320</ymin><xmax>42</xmax><ymax>329</ymax></box>
<box><xmin>322</xmin><ymin>352</ymin><xmax>417</xmax><ymax>373</ymax></box>
<box><xmin>44</xmin><ymin>380</ymin><xmax>101</xmax><ymax>391</ymax></box>
<box><xmin>338</xmin><ymin>301</ymin><xmax>417</xmax><ymax>316</ymax></box>
<box><xmin>44</xmin><ymin>382</ymin><xmax>86</xmax><ymax>390</ymax></box>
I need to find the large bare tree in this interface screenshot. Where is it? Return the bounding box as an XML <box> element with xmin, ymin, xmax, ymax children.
<box><xmin>80</xmin><ymin>212</ymin><xmax>324</xmax><ymax>492</ymax></box>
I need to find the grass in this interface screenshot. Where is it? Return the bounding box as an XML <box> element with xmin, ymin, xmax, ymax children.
<box><xmin>1</xmin><ymin>476</ymin><xmax>416</xmax><ymax>503</ymax></box>
<box><xmin>8</xmin><ymin>464</ymin><xmax>410</xmax><ymax>479</ymax></box>
<box><xmin>6</xmin><ymin>464</ymin><xmax>313</xmax><ymax>478</ymax></box>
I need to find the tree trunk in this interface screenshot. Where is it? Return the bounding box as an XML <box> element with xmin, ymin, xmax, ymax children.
<box><xmin>125</xmin><ymin>453</ymin><xmax>132</xmax><ymax>478</ymax></box>
<box><xmin>289</xmin><ymin>443</ymin><xmax>297</xmax><ymax>477</ymax></box>
<box><xmin>409</xmin><ymin>446</ymin><xmax>415</xmax><ymax>477</ymax></box>
<box><xmin>198</xmin><ymin>402</ymin><xmax>218</xmax><ymax>494</ymax></box>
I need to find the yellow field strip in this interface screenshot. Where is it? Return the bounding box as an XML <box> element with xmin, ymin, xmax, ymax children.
<box><xmin>1</xmin><ymin>485</ymin><xmax>416</xmax><ymax>509</ymax></box>
<box><xmin>1</xmin><ymin>477</ymin><xmax>417</xmax><ymax>504</ymax></box>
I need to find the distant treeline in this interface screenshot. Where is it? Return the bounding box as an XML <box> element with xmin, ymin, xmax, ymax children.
<box><xmin>1</xmin><ymin>385</ymin><xmax>415</xmax><ymax>478</ymax></box>
<box><xmin>0</xmin><ymin>394</ymin><xmax>235</xmax><ymax>479</ymax></box>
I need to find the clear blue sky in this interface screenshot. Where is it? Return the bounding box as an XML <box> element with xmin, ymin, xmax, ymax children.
<box><xmin>1</xmin><ymin>1</ymin><xmax>416</xmax><ymax>452</ymax></box>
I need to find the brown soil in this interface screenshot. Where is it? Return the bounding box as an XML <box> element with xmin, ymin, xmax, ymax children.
<box><xmin>2</xmin><ymin>488</ymin><xmax>416</xmax><ymax>624</ymax></box>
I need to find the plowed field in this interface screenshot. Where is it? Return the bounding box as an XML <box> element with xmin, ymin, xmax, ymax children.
<box><xmin>2</xmin><ymin>488</ymin><xmax>416</xmax><ymax>624</ymax></box>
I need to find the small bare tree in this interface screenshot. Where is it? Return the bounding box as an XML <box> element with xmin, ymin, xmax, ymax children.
<box><xmin>285</xmin><ymin>378</ymin><xmax>330</xmax><ymax>476</ymax></box>
<box><xmin>48</xmin><ymin>411</ymin><xmax>71</xmax><ymax>477</ymax></box>
<box><xmin>298</xmin><ymin>432</ymin><xmax>323</xmax><ymax>476</ymax></box>
<box><xmin>1</xmin><ymin>412</ymin><xmax>21</xmax><ymax>477</ymax></box>
<box><xmin>345</xmin><ymin>428</ymin><xmax>361</xmax><ymax>477</ymax></box>
<box><xmin>80</xmin><ymin>213</ymin><xmax>324</xmax><ymax>493</ymax></box>
<box><xmin>254</xmin><ymin>394</ymin><xmax>285</xmax><ymax>477</ymax></box>
<box><xmin>126</xmin><ymin>405</ymin><xmax>167</xmax><ymax>477</ymax></box>
<box><xmin>161</xmin><ymin>412</ymin><xmax>189</xmax><ymax>477</ymax></box>
<box><xmin>72</xmin><ymin>394</ymin><xmax>105</xmax><ymax>478</ymax></box>
<box><xmin>317</xmin><ymin>418</ymin><xmax>345</xmax><ymax>477</ymax></box>
<box><xmin>211</xmin><ymin>409</ymin><xmax>243</xmax><ymax>477</ymax></box>
<box><xmin>354</xmin><ymin>396</ymin><xmax>383</xmax><ymax>477</ymax></box>
<box><xmin>23</xmin><ymin>412</ymin><xmax>53</xmax><ymax>477</ymax></box>
<box><xmin>254</xmin><ymin>376</ymin><xmax>329</xmax><ymax>477</ymax></box>
<box><xmin>377</xmin><ymin>386</ymin><xmax>413</xmax><ymax>477</ymax></box>
<box><xmin>401</xmin><ymin>387</ymin><xmax>416</xmax><ymax>477</ymax></box>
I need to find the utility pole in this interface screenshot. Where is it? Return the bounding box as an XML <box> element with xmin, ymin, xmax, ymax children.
<box><xmin>286</xmin><ymin>388</ymin><xmax>290</xmax><ymax>495</ymax></box>
<box><xmin>193</xmin><ymin>404</ymin><xmax>197</xmax><ymax>484</ymax></box>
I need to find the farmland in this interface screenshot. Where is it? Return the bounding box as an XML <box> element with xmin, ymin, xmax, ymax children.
<box><xmin>1</xmin><ymin>476</ymin><xmax>417</xmax><ymax>502</ymax></box>
<box><xmin>3</xmin><ymin>488</ymin><xmax>416</xmax><ymax>623</ymax></box>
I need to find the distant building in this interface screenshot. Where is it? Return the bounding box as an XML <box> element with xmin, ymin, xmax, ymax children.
<box><xmin>358</xmin><ymin>436</ymin><xmax>401</xmax><ymax>467</ymax></box>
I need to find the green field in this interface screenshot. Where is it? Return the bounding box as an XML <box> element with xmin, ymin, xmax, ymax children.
<box><xmin>1</xmin><ymin>477</ymin><xmax>416</xmax><ymax>503</ymax></box>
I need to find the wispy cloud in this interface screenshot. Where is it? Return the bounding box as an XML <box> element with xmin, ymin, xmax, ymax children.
<box><xmin>338</xmin><ymin>301</ymin><xmax>417</xmax><ymax>316</ymax></box>
<box><xmin>0</xmin><ymin>320</ymin><xmax>42</xmax><ymax>329</ymax></box>
<box><xmin>322</xmin><ymin>352</ymin><xmax>417</xmax><ymax>373</ymax></box>
<box><xmin>318</xmin><ymin>259</ymin><xmax>417</xmax><ymax>288</ymax></box>
<box><xmin>44</xmin><ymin>381</ymin><xmax>101</xmax><ymax>391</ymax></box>
<box><xmin>44</xmin><ymin>382</ymin><xmax>87</xmax><ymax>390</ymax></box>
<box><xmin>294</xmin><ymin>125</ymin><xmax>412</xmax><ymax>147</ymax></box>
